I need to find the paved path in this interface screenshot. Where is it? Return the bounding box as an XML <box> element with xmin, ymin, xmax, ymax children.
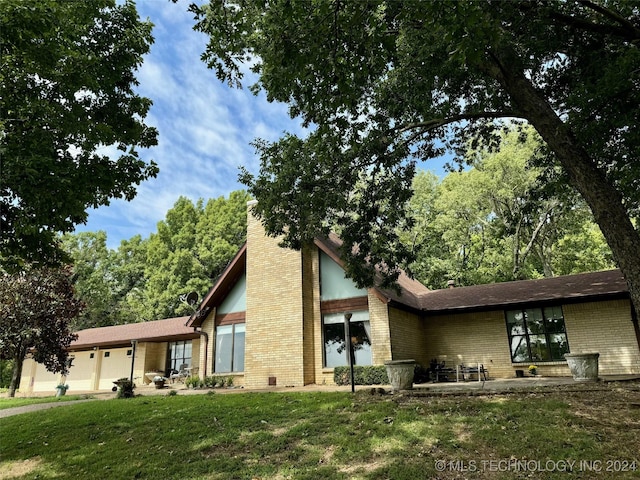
<box><xmin>0</xmin><ymin>398</ymin><xmax>99</xmax><ymax>419</ymax></box>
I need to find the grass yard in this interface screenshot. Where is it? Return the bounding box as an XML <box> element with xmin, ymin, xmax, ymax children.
<box><xmin>1</xmin><ymin>383</ymin><xmax>639</xmax><ymax>479</ymax></box>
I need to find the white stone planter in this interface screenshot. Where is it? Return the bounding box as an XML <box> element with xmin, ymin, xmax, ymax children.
<box><xmin>564</xmin><ymin>353</ymin><xmax>600</xmax><ymax>382</ymax></box>
<box><xmin>384</xmin><ymin>359</ymin><xmax>415</xmax><ymax>391</ymax></box>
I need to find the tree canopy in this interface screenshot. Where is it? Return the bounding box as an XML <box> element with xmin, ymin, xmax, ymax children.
<box><xmin>0</xmin><ymin>0</ymin><xmax>158</xmax><ymax>269</ymax></box>
<box><xmin>63</xmin><ymin>190</ymin><xmax>251</xmax><ymax>326</ymax></box>
<box><xmin>191</xmin><ymin>0</ymin><xmax>640</xmax><ymax>310</ymax></box>
<box><xmin>405</xmin><ymin>129</ymin><xmax>614</xmax><ymax>289</ymax></box>
<box><xmin>0</xmin><ymin>266</ymin><xmax>82</xmax><ymax>397</ymax></box>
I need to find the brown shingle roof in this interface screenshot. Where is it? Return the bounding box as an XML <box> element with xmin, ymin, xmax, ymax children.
<box><xmin>420</xmin><ymin>269</ymin><xmax>628</xmax><ymax>313</ymax></box>
<box><xmin>71</xmin><ymin>316</ymin><xmax>198</xmax><ymax>350</ymax></box>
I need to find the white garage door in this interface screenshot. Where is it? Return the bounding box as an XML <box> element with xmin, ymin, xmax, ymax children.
<box><xmin>65</xmin><ymin>351</ymin><xmax>95</xmax><ymax>392</ymax></box>
<box><xmin>98</xmin><ymin>348</ymin><xmax>133</xmax><ymax>390</ymax></box>
<box><xmin>32</xmin><ymin>362</ymin><xmax>61</xmax><ymax>393</ymax></box>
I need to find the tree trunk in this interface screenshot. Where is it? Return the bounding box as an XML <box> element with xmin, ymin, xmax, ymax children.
<box><xmin>486</xmin><ymin>52</ymin><xmax>640</xmax><ymax>315</ymax></box>
<box><xmin>8</xmin><ymin>354</ymin><xmax>25</xmax><ymax>398</ymax></box>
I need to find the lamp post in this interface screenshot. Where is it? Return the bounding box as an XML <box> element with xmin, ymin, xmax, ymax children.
<box><xmin>343</xmin><ymin>313</ymin><xmax>355</xmax><ymax>393</ymax></box>
<box><xmin>129</xmin><ymin>340</ymin><xmax>138</xmax><ymax>383</ymax></box>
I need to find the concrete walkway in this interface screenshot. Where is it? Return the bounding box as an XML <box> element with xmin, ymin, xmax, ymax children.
<box><xmin>2</xmin><ymin>375</ymin><xmax>638</xmax><ymax>419</ymax></box>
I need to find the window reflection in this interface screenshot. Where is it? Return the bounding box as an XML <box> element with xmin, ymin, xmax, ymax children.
<box><xmin>505</xmin><ymin>307</ymin><xmax>569</xmax><ymax>362</ymax></box>
<box><xmin>323</xmin><ymin>311</ymin><xmax>372</xmax><ymax>367</ymax></box>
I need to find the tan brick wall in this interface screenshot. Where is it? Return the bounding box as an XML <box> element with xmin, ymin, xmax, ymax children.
<box><xmin>424</xmin><ymin>310</ymin><xmax>514</xmax><ymax>379</ymax></box>
<box><xmin>302</xmin><ymin>243</ymin><xmax>319</xmax><ymax>384</ymax></box>
<box><xmin>244</xmin><ymin>202</ymin><xmax>305</xmax><ymax>388</ymax></box>
<box><xmin>564</xmin><ymin>299</ymin><xmax>640</xmax><ymax>375</ymax></box>
<box><xmin>198</xmin><ymin>307</ymin><xmax>217</xmax><ymax>379</ymax></box>
<box><xmin>141</xmin><ymin>342</ymin><xmax>167</xmax><ymax>378</ymax></box>
<box><xmin>424</xmin><ymin>300</ymin><xmax>640</xmax><ymax>378</ymax></box>
<box><xmin>369</xmin><ymin>293</ymin><xmax>392</xmax><ymax>365</ymax></box>
<box><xmin>388</xmin><ymin>307</ymin><xmax>429</xmax><ymax>367</ymax></box>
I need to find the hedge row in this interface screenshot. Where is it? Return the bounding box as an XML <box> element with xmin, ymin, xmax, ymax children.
<box><xmin>333</xmin><ymin>365</ymin><xmax>389</xmax><ymax>385</ymax></box>
<box><xmin>334</xmin><ymin>364</ymin><xmax>431</xmax><ymax>386</ymax></box>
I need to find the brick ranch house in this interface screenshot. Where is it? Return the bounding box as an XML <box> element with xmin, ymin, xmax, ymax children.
<box><xmin>20</xmin><ymin>201</ymin><xmax>640</xmax><ymax>393</ymax></box>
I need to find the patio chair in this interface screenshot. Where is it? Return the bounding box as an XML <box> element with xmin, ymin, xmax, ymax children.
<box><xmin>169</xmin><ymin>364</ymin><xmax>189</xmax><ymax>383</ymax></box>
<box><xmin>430</xmin><ymin>359</ymin><xmax>457</xmax><ymax>382</ymax></box>
<box><xmin>457</xmin><ymin>363</ymin><xmax>488</xmax><ymax>382</ymax></box>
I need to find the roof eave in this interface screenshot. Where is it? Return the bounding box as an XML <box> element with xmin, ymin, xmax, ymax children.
<box><xmin>187</xmin><ymin>243</ymin><xmax>247</xmax><ymax>328</ymax></box>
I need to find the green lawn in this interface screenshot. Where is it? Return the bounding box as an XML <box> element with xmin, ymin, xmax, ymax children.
<box><xmin>1</xmin><ymin>384</ymin><xmax>639</xmax><ymax>479</ymax></box>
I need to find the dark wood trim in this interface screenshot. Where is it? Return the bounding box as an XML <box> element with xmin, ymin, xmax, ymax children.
<box><xmin>320</xmin><ymin>296</ymin><xmax>368</xmax><ymax>314</ymax></box>
<box><xmin>216</xmin><ymin>312</ymin><xmax>246</xmax><ymax>326</ymax></box>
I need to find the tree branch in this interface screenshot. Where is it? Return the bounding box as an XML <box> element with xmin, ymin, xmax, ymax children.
<box><xmin>547</xmin><ymin>2</ymin><xmax>640</xmax><ymax>42</ymax></box>
<box><xmin>579</xmin><ymin>1</ymin><xmax>640</xmax><ymax>38</ymax></box>
<box><xmin>393</xmin><ymin>112</ymin><xmax>520</xmax><ymax>135</ymax></box>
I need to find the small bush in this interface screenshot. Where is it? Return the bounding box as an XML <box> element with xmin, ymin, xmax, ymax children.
<box><xmin>167</xmin><ymin>390</ymin><xmax>178</xmax><ymax>396</ymax></box>
<box><xmin>333</xmin><ymin>364</ymin><xmax>430</xmax><ymax>385</ymax></box>
<box><xmin>333</xmin><ymin>366</ymin><xmax>389</xmax><ymax>386</ymax></box>
<box><xmin>185</xmin><ymin>376</ymin><xmax>202</xmax><ymax>388</ymax></box>
<box><xmin>115</xmin><ymin>378</ymin><xmax>135</xmax><ymax>399</ymax></box>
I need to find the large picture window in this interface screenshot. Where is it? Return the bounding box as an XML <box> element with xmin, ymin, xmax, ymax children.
<box><xmin>506</xmin><ymin>306</ymin><xmax>569</xmax><ymax>362</ymax></box>
<box><xmin>169</xmin><ymin>340</ymin><xmax>192</xmax><ymax>372</ymax></box>
<box><xmin>323</xmin><ymin>311</ymin><xmax>372</xmax><ymax>368</ymax></box>
<box><xmin>215</xmin><ymin>323</ymin><xmax>245</xmax><ymax>373</ymax></box>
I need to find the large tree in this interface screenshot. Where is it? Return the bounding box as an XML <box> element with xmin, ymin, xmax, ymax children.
<box><xmin>405</xmin><ymin>130</ymin><xmax>614</xmax><ymax>289</ymax></box>
<box><xmin>0</xmin><ymin>0</ymin><xmax>158</xmax><ymax>269</ymax></box>
<box><xmin>143</xmin><ymin>191</ymin><xmax>251</xmax><ymax>319</ymax></box>
<box><xmin>191</xmin><ymin>1</ymin><xmax>640</xmax><ymax>310</ymax></box>
<box><xmin>0</xmin><ymin>266</ymin><xmax>82</xmax><ymax>397</ymax></box>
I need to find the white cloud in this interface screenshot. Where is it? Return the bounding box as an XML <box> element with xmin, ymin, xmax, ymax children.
<box><xmin>77</xmin><ymin>0</ymin><xmax>305</xmax><ymax>248</ymax></box>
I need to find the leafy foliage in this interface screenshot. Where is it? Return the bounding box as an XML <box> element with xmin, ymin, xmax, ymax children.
<box><xmin>191</xmin><ymin>0</ymin><xmax>640</xmax><ymax>312</ymax></box>
<box><xmin>0</xmin><ymin>0</ymin><xmax>158</xmax><ymax>269</ymax></box>
<box><xmin>140</xmin><ymin>190</ymin><xmax>251</xmax><ymax>320</ymax></box>
<box><xmin>62</xmin><ymin>191</ymin><xmax>250</xmax><ymax>326</ymax></box>
<box><xmin>333</xmin><ymin>365</ymin><xmax>389</xmax><ymax>386</ymax></box>
<box><xmin>0</xmin><ymin>266</ymin><xmax>82</xmax><ymax>396</ymax></box>
<box><xmin>406</xmin><ymin>128</ymin><xmax>614</xmax><ymax>288</ymax></box>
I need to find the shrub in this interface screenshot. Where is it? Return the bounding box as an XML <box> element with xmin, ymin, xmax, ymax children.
<box><xmin>115</xmin><ymin>378</ymin><xmax>135</xmax><ymax>399</ymax></box>
<box><xmin>333</xmin><ymin>364</ymin><xmax>430</xmax><ymax>385</ymax></box>
<box><xmin>333</xmin><ymin>366</ymin><xmax>389</xmax><ymax>386</ymax></box>
<box><xmin>201</xmin><ymin>375</ymin><xmax>235</xmax><ymax>388</ymax></box>
<box><xmin>185</xmin><ymin>376</ymin><xmax>202</xmax><ymax>388</ymax></box>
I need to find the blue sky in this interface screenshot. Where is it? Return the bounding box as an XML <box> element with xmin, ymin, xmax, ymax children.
<box><xmin>76</xmin><ymin>0</ymin><xmax>447</xmax><ymax>249</ymax></box>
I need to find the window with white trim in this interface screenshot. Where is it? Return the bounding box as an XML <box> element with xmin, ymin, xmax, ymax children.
<box><xmin>506</xmin><ymin>306</ymin><xmax>569</xmax><ymax>362</ymax></box>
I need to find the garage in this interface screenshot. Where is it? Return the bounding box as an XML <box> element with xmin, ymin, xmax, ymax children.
<box><xmin>65</xmin><ymin>350</ymin><xmax>96</xmax><ymax>392</ymax></box>
<box><xmin>97</xmin><ymin>348</ymin><xmax>133</xmax><ymax>391</ymax></box>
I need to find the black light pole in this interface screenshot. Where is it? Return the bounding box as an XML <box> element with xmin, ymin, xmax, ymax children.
<box><xmin>129</xmin><ymin>340</ymin><xmax>138</xmax><ymax>383</ymax></box>
<box><xmin>343</xmin><ymin>313</ymin><xmax>355</xmax><ymax>393</ymax></box>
